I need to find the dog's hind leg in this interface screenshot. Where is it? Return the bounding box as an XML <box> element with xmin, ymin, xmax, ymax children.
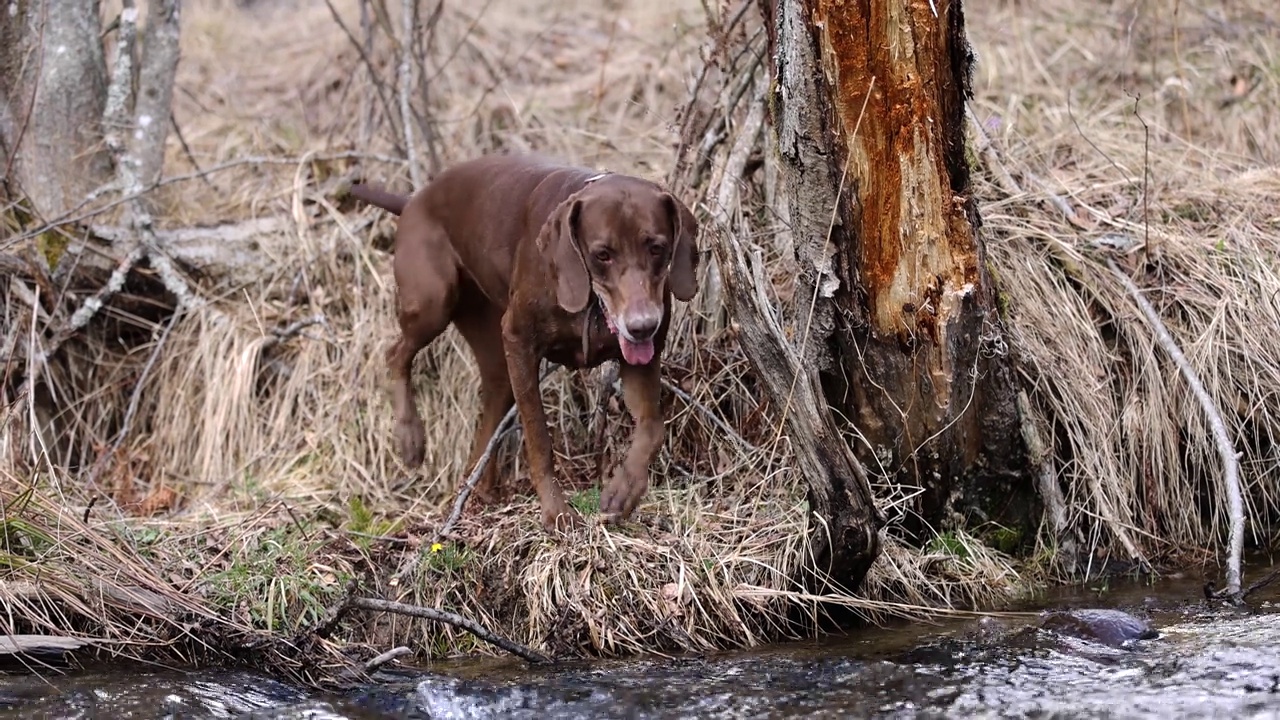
<box><xmin>387</xmin><ymin>219</ymin><xmax>459</xmax><ymax>468</ymax></box>
<box><xmin>454</xmin><ymin>301</ymin><xmax>516</xmax><ymax>504</ymax></box>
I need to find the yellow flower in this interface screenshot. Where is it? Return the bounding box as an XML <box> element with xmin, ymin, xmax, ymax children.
<box><xmin>430</xmin><ymin>542</ymin><xmax>444</xmax><ymax>553</ymax></box>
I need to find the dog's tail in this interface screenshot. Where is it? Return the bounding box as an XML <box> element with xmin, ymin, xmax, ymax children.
<box><xmin>349</xmin><ymin>183</ymin><xmax>409</xmax><ymax>216</ymax></box>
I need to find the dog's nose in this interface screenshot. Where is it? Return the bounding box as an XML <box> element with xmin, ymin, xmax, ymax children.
<box><xmin>625</xmin><ymin>315</ymin><xmax>660</xmax><ymax>340</ymax></box>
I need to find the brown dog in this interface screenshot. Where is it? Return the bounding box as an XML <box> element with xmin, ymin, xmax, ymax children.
<box><xmin>350</xmin><ymin>153</ymin><xmax>699</xmax><ymax>530</ymax></box>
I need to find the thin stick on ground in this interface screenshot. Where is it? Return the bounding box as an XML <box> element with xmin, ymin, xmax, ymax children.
<box><xmin>335</xmin><ymin>645</ymin><xmax>413</xmax><ymax>683</ymax></box>
<box><xmin>1107</xmin><ymin>258</ymin><xmax>1244</xmax><ymax>599</ymax></box>
<box><xmin>439</xmin><ymin>405</ymin><xmax>516</xmax><ymax>535</ymax></box>
<box><xmin>348</xmin><ymin>596</ymin><xmax>551</xmax><ymax>664</ymax></box>
<box><xmin>91</xmin><ymin>310</ymin><xmax>183</xmax><ymax>484</ymax></box>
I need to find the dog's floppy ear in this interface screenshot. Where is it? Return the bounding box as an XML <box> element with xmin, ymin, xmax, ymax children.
<box><xmin>538</xmin><ymin>195</ymin><xmax>592</xmax><ymax>313</ymax></box>
<box><xmin>663</xmin><ymin>193</ymin><xmax>699</xmax><ymax>302</ymax></box>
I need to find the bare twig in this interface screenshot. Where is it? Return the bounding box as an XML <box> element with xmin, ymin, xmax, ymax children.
<box><xmin>440</xmin><ymin>406</ymin><xmax>518</xmax><ymax>537</ymax></box>
<box><xmin>347</xmin><ymin>596</ymin><xmax>551</xmax><ymax>664</ymax></box>
<box><xmin>84</xmin><ymin>309</ymin><xmax>182</xmax><ymax>488</ymax></box>
<box><xmin>1107</xmin><ymin>259</ymin><xmax>1244</xmax><ymax>599</ymax></box>
<box><xmin>1239</xmin><ymin>565</ymin><xmax>1280</xmax><ymax>602</ymax></box>
<box><xmin>57</xmin><ymin>244</ymin><xmax>146</xmax><ymax>343</ymax></box>
<box><xmin>324</xmin><ymin>0</ymin><xmax>404</xmax><ymax>155</ymax></box>
<box><xmin>309</xmin><ymin>579</ymin><xmax>360</xmax><ymax>640</ymax></box>
<box><xmin>10</xmin><ymin>152</ymin><xmax>402</xmax><ymax>247</ymax></box>
<box><xmin>110</xmin><ymin>310</ymin><xmax>181</xmax><ymax>458</ymax></box>
<box><xmin>662</xmin><ymin>379</ymin><xmax>756</xmax><ymax>452</ymax></box>
<box><xmin>965</xmin><ymin>103</ymin><xmax>1149</xmax><ymax>570</ymax></box>
<box><xmin>261</xmin><ymin>314</ymin><xmax>329</xmax><ymax>353</ymax></box>
<box><xmin>362</xmin><ymin>645</ymin><xmax>413</xmax><ymax>673</ymax></box>
<box><xmin>437</xmin><ymin>364</ymin><xmax>559</xmax><ymax>539</ymax></box>
<box><xmin>168</xmin><ymin>115</ymin><xmax>215</xmax><ymax>190</ymax></box>
<box><xmin>390</xmin><ymin>365</ymin><xmax>556</xmax><ymax>584</ymax></box>
<box><xmin>1016</xmin><ymin>389</ymin><xmax>1078</xmax><ymax>573</ymax></box>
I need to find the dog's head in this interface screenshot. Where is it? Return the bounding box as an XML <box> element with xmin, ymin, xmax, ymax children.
<box><xmin>537</xmin><ymin>174</ymin><xmax>699</xmax><ymax>365</ymax></box>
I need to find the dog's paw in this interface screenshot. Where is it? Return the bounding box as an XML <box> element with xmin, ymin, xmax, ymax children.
<box><xmin>540</xmin><ymin>500</ymin><xmax>584</xmax><ymax>533</ymax></box>
<box><xmin>600</xmin><ymin>465</ymin><xmax>649</xmax><ymax>521</ymax></box>
<box><xmin>395</xmin><ymin>417</ymin><xmax>426</xmax><ymax>468</ymax></box>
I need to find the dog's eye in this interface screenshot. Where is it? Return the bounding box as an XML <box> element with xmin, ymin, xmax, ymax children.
<box><xmin>594</xmin><ymin>249</ymin><xmax>612</xmax><ymax>264</ymax></box>
<box><xmin>649</xmin><ymin>243</ymin><xmax>667</xmax><ymax>257</ymax></box>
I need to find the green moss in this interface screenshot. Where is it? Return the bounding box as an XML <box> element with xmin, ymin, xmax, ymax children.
<box><xmin>36</xmin><ymin>231</ymin><xmax>69</xmax><ymax>269</ymax></box>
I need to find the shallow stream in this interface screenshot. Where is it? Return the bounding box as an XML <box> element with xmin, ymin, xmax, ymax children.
<box><xmin>2</xmin><ymin>574</ymin><xmax>1278</xmax><ymax>719</ymax></box>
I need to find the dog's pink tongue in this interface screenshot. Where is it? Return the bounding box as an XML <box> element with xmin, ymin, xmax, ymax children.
<box><xmin>619</xmin><ymin>336</ymin><xmax>655</xmax><ymax>365</ymax></box>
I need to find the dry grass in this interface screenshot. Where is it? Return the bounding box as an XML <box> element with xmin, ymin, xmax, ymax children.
<box><xmin>967</xmin><ymin>0</ymin><xmax>1280</xmax><ymax>574</ymax></box>
<box><xmin>1</xmin><ymin>0</ymin><xmax>1278</xmax><ymax>685</ymax></box>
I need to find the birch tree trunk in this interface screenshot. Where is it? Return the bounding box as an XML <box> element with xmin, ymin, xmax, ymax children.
<box><xmin>765</xmin><ymin>0</ymin><xmax>1032</xmax><ymax>539</ymax></box>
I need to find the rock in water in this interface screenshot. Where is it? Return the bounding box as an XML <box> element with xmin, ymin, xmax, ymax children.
<box><xmin>1039</xmin><ymin>608</ymin><xmax>1158</xmax><ymax>645</ymax></box>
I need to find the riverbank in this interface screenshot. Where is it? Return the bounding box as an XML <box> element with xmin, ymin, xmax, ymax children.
<box><xmin>3</xmin><ymin>0</ymin><xmax>1279</xmax><ymax>688</ymax></box>
<box><xmin>4</xmin><ymin>572</ymin><xmax>1278</xmax><ymax>718</ymax></box>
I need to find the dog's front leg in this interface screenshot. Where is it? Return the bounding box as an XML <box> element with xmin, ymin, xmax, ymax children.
<box><xmin>600</xmin><ymin>358</ymin><xmax>664</xmax><ymax>521</ymax></box>
<box><xmin>502</xmin><ymin>314</ymin><xmax>581</xmax><ymax>532</ymax></box>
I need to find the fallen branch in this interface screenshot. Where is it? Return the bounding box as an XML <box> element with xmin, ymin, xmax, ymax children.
<box><xmin>439</xmin><ymin>363</ymin><xmax>559</xmax><ymax>538</ymax></box>
<box><xmin>347</xmin><ymin>596</ymin><xmax>551</xmax><ymax>664</ymax></box>
<box><xmin>1240</xmin><ymin>565</ymin><xmax>1280</xmax><ymax>601</ymax></box>
<box><xmin>362</xmin><ymin>645</ymin><xmax>413</xmax><ymax>673</ymax></box>
<box><xmin>332</xmin><ymin>644</ymin><xmax>415</xmax><ymax>686</ymax></box>
<box><xmin>9</xmin><ymin>152</ymin><xmax>399</xmax><ymax>247</ymax></box>
<box><xmin>1016</xmin><ymin>389</ymin><xmax>1079</xmax><ymax>573</ymax></box>
<box><xmin>1108</xmin><ymin>258</ymin><xmax>1244</xmax><ymax>600</ymax></box>
<box><xmin>58</xmin><ymin>243</ymin><xmax>146</xmax><ymax>342</ymax></box>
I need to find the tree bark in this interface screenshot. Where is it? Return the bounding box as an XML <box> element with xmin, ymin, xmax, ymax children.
<box><xmin>0</xmin><ymin>0</ymin><xmax>112</xmax><ymax>218</ymax></box>
<box><xmin>767</xmin><ymin>0</ymin><xmax>1032</xmax><ymax>537</ymax></box>
<box><xmin>131</xmin><ymin>0</ymin><xmax>182</xmax><ymax>189</ymax></box>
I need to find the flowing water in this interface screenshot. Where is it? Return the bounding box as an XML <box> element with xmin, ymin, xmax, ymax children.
<box><xmin>2</xmin><ymin>573</ymin><xmax>1279</xmax><ymax>719</ymax></box>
